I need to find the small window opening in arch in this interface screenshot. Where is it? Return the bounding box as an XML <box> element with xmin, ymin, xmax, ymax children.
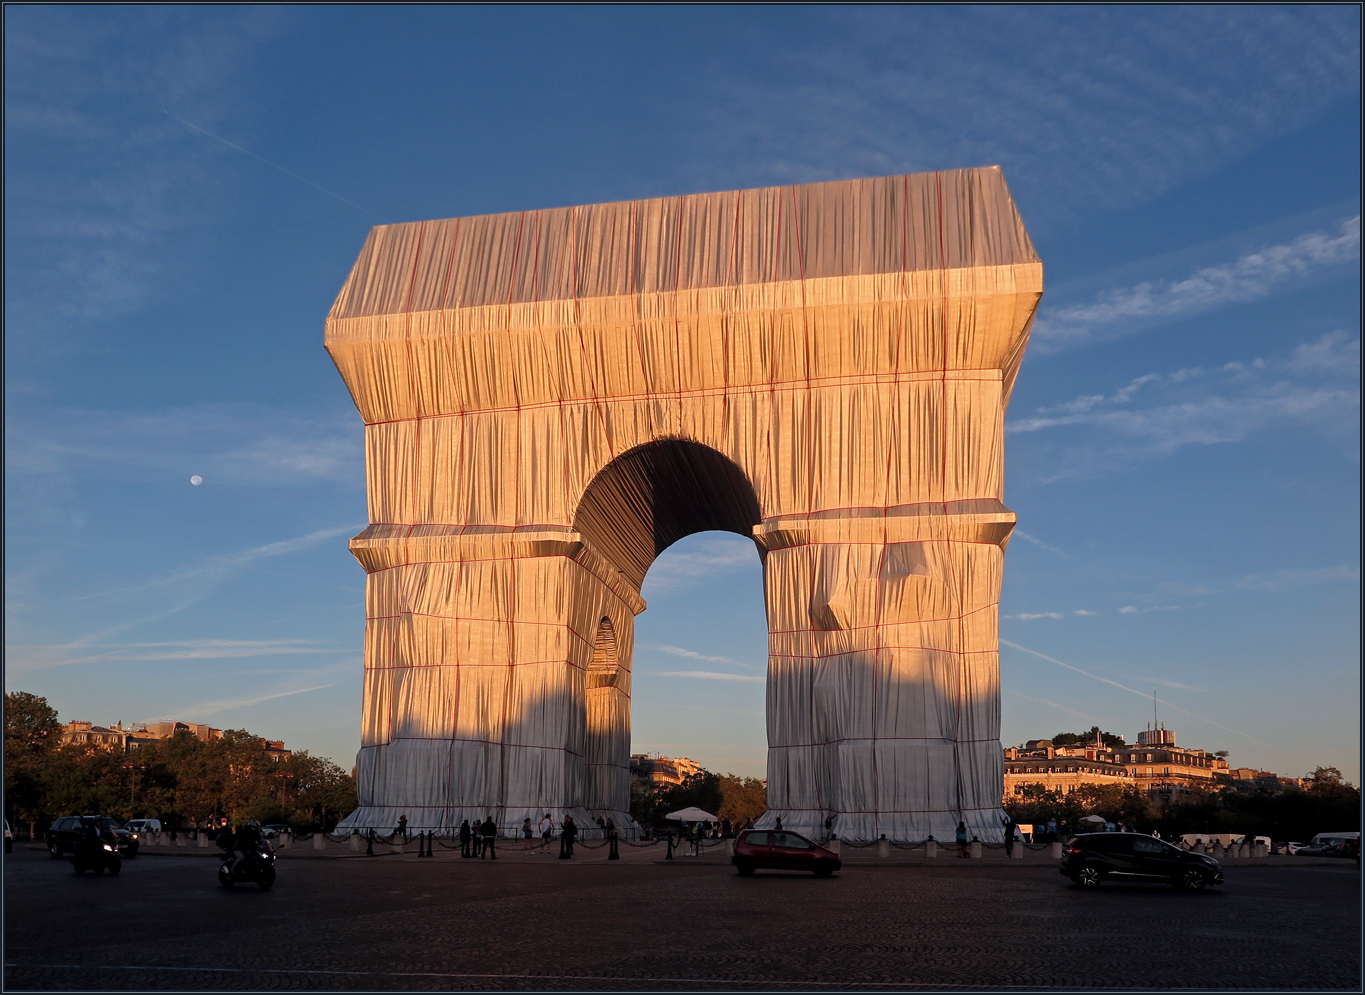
<box><xmin>588</xmin><ymin>617</ymin><xmax>620</xmax><ymax>690</ymax></box>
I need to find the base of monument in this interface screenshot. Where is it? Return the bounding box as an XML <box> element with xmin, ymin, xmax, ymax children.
<box><xmin>335</xmin><ymin>806</ymin><xmax>634</xmax><ymax>840</ymax></box>
<box><xmin>754</xmin><ymin>806</ymin><xmax>1009</xmax><ymax>843</ymax></box>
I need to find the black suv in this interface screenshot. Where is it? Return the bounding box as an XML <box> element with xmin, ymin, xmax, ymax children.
<box><xmin>46</xmin><ymin>816</ymin><xmax>140</xmax><ymax>859</ymax></box>
<box><xmin>1060</xmin><ymin>832</ymin><xmax>1222</xmax><ymax>890</ymax></box>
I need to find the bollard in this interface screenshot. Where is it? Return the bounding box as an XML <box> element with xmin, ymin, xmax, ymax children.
<box><xmin>925</xmin><ymin>838</ymin><xmax>938</xmax><ymax>859</ymax></box>
<box><xmin>726</xmin><ymin>838</ymin><xmax>735</xmax><ymax>857</ymax></box>
<box><xmin>1010</xmin><ymin>841</ymin><xmax>1023</xmax><ymax>859</ymax></box>
<box><xmin>827</xmin><ymin>839</ymin><xmax>840</xmax><ymax>856</ymax></box>
<box><xmin>198</xmin><ymin>832</ymin><xmax>208</xmax><ymax>848</ymax></box>
<box><xmin>176</xmin><ymin>834</ymin><xmax>186</xmax><ymax>848</ymax></box>
<box><xmin>314</xmin><ymin>832</ymin><xmax>325</xmax><ymax>850</ymax></box>
<box><xmin>608</xmin><ymin>829</ymin><xmax>620</xmax><ymax>861</ymax></box>
<box><xmin>1049</xmin><ymin>841</ymin><xmax>1063</xmax><ymax>859</ymax></box>
<box><xmin>366</xmin><ymin>830</ymin><xmax>375</xmax><ymax>857</ymax></box>
<box><xmin>1193</xmin><ymin>842</ymin><xmax>1205</xmax><ymax>854</ymax></box>
<box><xmin>970</xmin><ymin>839</ymin><xmax>982</xmax><ymax>859</ymax></box>
<box><xmin>279</xmin><ymin>834</ymin><xmax>290</xmax><ymax>850</ymax></box>
<box><xmin>665</xmin><ymin>833</ymin><xmax>674</xmax><ymax>861</ymax></box>
<box><xmin>350</xmin><ymin>832</ymin><xmax>361</xmax><ymax>851</ymax></box>
<box><xmin>877</xmin><ymin>835</ymin><xmax>889</xmax><ymax>859</ymax></box>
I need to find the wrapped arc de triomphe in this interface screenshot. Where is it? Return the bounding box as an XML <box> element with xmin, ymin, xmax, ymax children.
<box><xmin>328</xmin><ymin>168</ymin><xmax>1041</xmax><ymax>841</ymax></box>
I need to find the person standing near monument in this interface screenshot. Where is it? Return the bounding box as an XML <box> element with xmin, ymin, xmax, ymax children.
<box><xmin>396</xmin><ymin>814</ymin><xmax>408</xmax><ymax>841</ymax></box>
<box><xmin>1001</xmin><ymin>815</ymin><xmax>1017</xmax><ymax>857</ymax></box>
<box><xmin>480</xmin><ymin>816</ymin><xmax>497</xmax><ymax>859</ymax></box>
<box><xmin>560</xmin><ymin>816</ymin><xmax>577</xmax><ymax>859</ymax></box>
<box><xmin>459</xmin><ymin>819</ymin><xmax>472</xmax><ymax>858</ymax></box>
<box><xmin>539</xmin><ymin>813</ymin><xmax>554</xmax><ymax>854</ymax></box>
<box><xmin>956</xmin><ymin>821</ymin><xmax>970</xmax><ymax>858</ymax></box>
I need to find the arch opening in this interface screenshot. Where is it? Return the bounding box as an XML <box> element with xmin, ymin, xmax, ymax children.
<box><xmin>573</xmin><ymin>439</ymin><xmax>763</xmax><ymax>589</ymax></box>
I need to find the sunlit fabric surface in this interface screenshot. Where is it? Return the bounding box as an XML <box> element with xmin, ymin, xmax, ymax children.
<box><xmin>329</xmin><ymin>168</ymin><xmax>1041</xmax><ymax>840</ymax></box>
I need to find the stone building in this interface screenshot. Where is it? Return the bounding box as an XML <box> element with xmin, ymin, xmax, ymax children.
<box><xmin>1003</xmin><ymin>739</ymin><xmax>1134</xmax><ymax>797</ymax></box>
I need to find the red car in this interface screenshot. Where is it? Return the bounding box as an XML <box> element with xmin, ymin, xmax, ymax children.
<box><xmin>732</xmin><ymin>829</ymin><xmax>841</xmax><ymax>876</ymax></box>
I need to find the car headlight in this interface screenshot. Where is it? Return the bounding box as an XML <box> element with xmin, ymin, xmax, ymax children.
<box><xmin>103</xmin><ymin>844</ymin><xmax>115</xmax><ymax>851</ymax></box>
<box><xmin>131</xmin><ymin>833</ymin><xmax>138</xmax><ymax>839</ymax></box>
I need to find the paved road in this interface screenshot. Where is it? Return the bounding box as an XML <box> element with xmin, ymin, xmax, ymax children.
<box><xmin>5</xmin><ymin>847</ymin><xmax>1358</xmax><ymax>990</ymax></box>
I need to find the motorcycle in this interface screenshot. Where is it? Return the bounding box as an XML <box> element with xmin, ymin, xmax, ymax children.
<box><xmin>72</xmin><ymin>835</ymin><xmax>122</xmax><ymax>876</ymax></box>
<box><xmin>216</xmin><ymin>835</ymin><xmax>277</xmax><ymax>890</ymax></box>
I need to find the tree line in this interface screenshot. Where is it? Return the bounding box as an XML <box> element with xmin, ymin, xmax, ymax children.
<box><xmin>1004</xmin><ymin>769</ymin><xmax>1359</xmax><ymax>841</ymax></box>
<box><xmin>630</xmin><ymin>766</ymin><xmax>768</xmax><ymax>829</ymax></box>
<box><xmin>5</xmin><ymin>692</ymin><xmax>356</xmax><ymax>836</ymax></box>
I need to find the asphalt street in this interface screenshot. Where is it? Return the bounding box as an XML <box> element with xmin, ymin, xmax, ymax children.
<box><xmin>4</xmin><ymin>846</ymin><xmax>1358</xmax><ymax>991</ymax></box>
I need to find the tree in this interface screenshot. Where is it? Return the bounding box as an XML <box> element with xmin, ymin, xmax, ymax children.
<box><xmin>717</xmin><ymin>774</ymin><xmax>767</xmax><ymax>826</ymax></box>
<box><xmin>5</xmin><ymin>692</ymin><xmax>63</xmax><ymax>831</ymax></box>
<box><xmin>1050</xmin><ymin>726</ymin><xmax>1125</xmax><ymax>748</ymax></box>
<box><xmin>657</xmin><ymin>770</ymin><xmax>722</xmax><ymax>822</ymax></box>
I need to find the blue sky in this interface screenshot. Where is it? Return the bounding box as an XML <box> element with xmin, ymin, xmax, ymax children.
<box><xmin>6</xmin><ymin>7</ymin><xmax>1359</xmax><ymax>782</ymax></box>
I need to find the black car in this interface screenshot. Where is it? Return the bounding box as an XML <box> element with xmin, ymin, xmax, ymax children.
<box><xmin>1060</xmin><ymin>832</ymin><xmax>1222</xmax><ymax>890</ymax></box>
<box><xmin>46</xmin><ymin>816</ymin><xmax>140</xmax><ymax>859</ymax></box>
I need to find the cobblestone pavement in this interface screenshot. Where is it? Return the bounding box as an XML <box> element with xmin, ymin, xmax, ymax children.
<box><xmin>5</xmin><ymin>847</ymin><xmax>1358</xmax><ymax>991</ymax></box>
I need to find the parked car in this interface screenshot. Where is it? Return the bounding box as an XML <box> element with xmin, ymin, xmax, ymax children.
<box><xmin>46</xmin><ymin>816</ymin><xmax>140</xmax><ymax>859</ymax></box>
<box><xmin>261</xmin><ymin>824</ymin><xmax>292</xmax><ymax>840</ymax></box>
<box><xmin>124</xmin><ymin>819</ymin><xmax>162</xmax><ymax>836</ymax></box>
<box><xmin>4</xmin><ymin>819</ymin><xmax>12</xmax><ymax>854</ymax></box>
<box><xmin>731</xmin><ymin>829</ymin><xmax>841</xmax><ymax>877</ymax></box>
<box><xmin>1060</xmin><ymin>832</ymin><xmax>1223</xmax><ymax>890</ymax></box>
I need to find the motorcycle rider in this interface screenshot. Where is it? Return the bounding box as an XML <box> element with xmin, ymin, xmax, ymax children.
<box><xmin>229</xmin><ymin>820</ymin><xmax>266</xmax><ymax>876</ymax></box>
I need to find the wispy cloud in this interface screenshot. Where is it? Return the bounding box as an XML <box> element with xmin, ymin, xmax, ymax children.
<box><xmin>1137</xmin><ymin>677</ymin><xmax>1212</xmax><ymax>693</ymax></box>
<box><xmin>1073</xmin><ymin>610</ymin><xmax>1098</xmax><ymax>616</ymax></box>
<box><xmin>1032</xmin><ymin>217</ymin><xmax>1360</xmax><ymax>353</ymax></box>
<box><xmin>694</xmin><ymin>8</ymin><xmax>1359</xmax><ymax>221</ymax></box>
<box><xmin>6</xmin><ymin>404</ymin><xmax>364</xmax><ymax>486</ymax></box>
<box><xmin>1234</xmin><ymin>565</ymin><xmax>1360</xmax><ymax>592</ymax></box>
<box><xmin>1004</xmin><ymin>612</ymin><xmax>1065</xmax><ymax>621</ymax></box>
<box><xmin>654</xmin><ymin>670</ymin><xmax>764</xmax><ymax>684</ymax></box>
<box><xmin>5</xmin><ymin>524</ymin><xmax>362</xmax><ymax>669</ymax></box>
<box><xmin>641</xmin><ymin>535</ymin><xmax>760</xmax><ymax>596</ymax></box>
<box><xmin>640</xmin><ymin>644</ymin><xmax>755</xmax><ymax>668</ymax></box>
<box><xmin>1118</xmin><ymin>605</ymin><xmax>1179</xmax><ymax>615</ymax></box>
<box><xmin>172</xmin><ymin>682</ymin><xmax>341</xmax><ymax>720</ymax></box>
<box><xmin>1009</xmin><ymin>690</ymin><xmax>1100</xmax><ymax>722</ymax></box>
<box><xmin>1013</xmin><ymin>531</ymin><xmax>1069</xmax><ymax>557</ymax></box>
<box><xmin>6</xmin><ymin>638</ymin><xmax>350</xmax><ymax>667</ymax></box>
<box><xmin>1001</xmin><ymin>638</ymin><xmax>1270</xmax><ymax>746</ymax></box>
<box><xmin>1008</xmin><ymin>332</ymin><xmax>1360</xmax><ymax>482</ymax></box>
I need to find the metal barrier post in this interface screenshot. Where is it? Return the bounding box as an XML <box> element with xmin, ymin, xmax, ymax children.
<box><xmin>366</xmin><ymin>829</ymin><xmax>375</xmax><ymax>856</ymax></box>
<box><xmin>877</xmin><ymin>835</ymin><xmax>889</xmax><ymax>858</ymax></box>
<box><xmin>608</xmin><ymin>827</ymin><xmax>619</xmax><ymax>860</ymax></box>
<box><xmin>314</xmin><ymin>832</ymin><xmax>324</xmax><ymax>850</ymax></box>
<box><xmin>665</xmin><ymin>832</ymin><xmax>674</xmax><ymax>860</ymax></box>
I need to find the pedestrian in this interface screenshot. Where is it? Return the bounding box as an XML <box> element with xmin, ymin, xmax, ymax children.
<box><xmin>459</xmin><ymin>819</ymin><xmax>472</xmax><ymax>858</ymax></box>
<box><xmin>1001</xmin><ymin>815</ymin><xmax>1017</xmax><ymax>857</ymax></box>
<box><xmin>522</xmin><ymin>817</ymin><xmax>533</xmax><ymax>845</ymax></box>
<box><xmin>539</xmin><ymin>813</ymin><xmax>554</xmax><ymax>853</ymax></box>
<box><xmin>606</xmin><ymin>817</ymin><xmax>619</xmax><ymax>860</ymax></box>
<box><xmin>774</xmin><ymin>816</ymin><xmax>783</xmax><ymax>830</ymax></box>
<box><xmin>956</xmin><ymin>821</ymin><xmax>969</xmax><ymax>858</ymax></box>
<box><xmin>480</xmin><ymin>816</ymin><xmax>497</xmax><ymax>859</ymax></box>
<box><xmin>560</xmin><ymin>816</ymin><xmax>577</xmax><ymax>859</ymax></box>
<box><xmin>397</xmin><ymin>814</ymin><xmax>408</xmax><ymax>841</ymax></box>
<box><xmin>824</xmin><ymin>815</ymin><xmax>834</xmax><ymax>841</ymax></box>
<box><xmin>691</xmin><ymin>820</ymin><xmax>702</xmax><ymax>856</ymax></box>
<box><xmin>1046</xmin><ymin>817</ymin><xmax>1057</xmax><ymax>841</ymax></box>
<box><xmin>630</xmin><ymin>817</ymin><xmax>641</xmax><ymax>841</ymax></box>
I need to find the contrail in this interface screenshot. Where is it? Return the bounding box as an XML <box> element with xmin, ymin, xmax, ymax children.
<box><xmin>1000</xmin><ymin>638</ymin><xmax>1271</xmax><ymax>747</ymax></box>
<box><xmin>166</xmin><ymin>112</ymin><xmax>385</xmax><ymax>222</ymax></box>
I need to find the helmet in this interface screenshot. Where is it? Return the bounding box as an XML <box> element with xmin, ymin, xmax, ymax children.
<box><xmin>248</xmin><ymin>820</ymin><xmax>261</xmax><ymax>829</ymax></box>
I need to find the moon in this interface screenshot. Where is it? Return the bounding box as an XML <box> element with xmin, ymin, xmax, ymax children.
<box><xmin>190</xmin><ymin>475</ymin><xmax>203</xmax><ymax>486</ymax></box>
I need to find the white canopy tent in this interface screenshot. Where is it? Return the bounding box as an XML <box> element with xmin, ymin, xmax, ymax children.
<box><xmin>666</xmin><ymin>807</ymin><xmax>719</xmax><ymax>822</ymax></box>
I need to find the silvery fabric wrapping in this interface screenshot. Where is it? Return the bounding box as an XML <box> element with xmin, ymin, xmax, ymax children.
<box><xmin>328</xmin><ymin>169</ymin><xmax>1041</xmax><ymax>841</ymax></box>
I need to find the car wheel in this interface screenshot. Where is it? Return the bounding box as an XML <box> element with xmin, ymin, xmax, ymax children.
<box><xmin>49</xmin><ymin>842</ymin><xmax>62</xmax><ymax>859</ymax></box>
<box><xmin>1174</xmin><ymin>868</ymin><xmax>1206</xmax><ymax>891</ymax></box>
<box><xmin>735</xmin><ymin>858</ymin><xmax>756</xmax><ymax>876</ymax></box>
<box><xmin>1072</xmin><ymin>864</ymin><xmax>1103</xmax><ymax>889</ymax></box>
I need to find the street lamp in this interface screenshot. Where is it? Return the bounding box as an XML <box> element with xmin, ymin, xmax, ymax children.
<box><xmin>121</xmin><ymin>764</ymin><xmax>147</xmax><ymax>811</ymax></box>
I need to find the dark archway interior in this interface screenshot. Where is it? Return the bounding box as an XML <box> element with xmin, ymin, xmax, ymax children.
<box><xmin>573</xmin><ymin>439</ymin><xmax>763</xmax><ymax>589</ymax></box>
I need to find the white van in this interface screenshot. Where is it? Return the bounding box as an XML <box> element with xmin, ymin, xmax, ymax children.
<box><xmin>124</xmin><ymin>819</ymin><xmax>162</xmax><ymax>836</ymax></box>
